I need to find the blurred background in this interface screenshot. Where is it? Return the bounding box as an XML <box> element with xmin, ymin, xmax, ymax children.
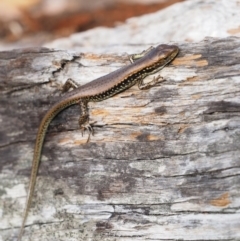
<box><xmin>0</xmin><ymin>0</ymin><xmax>184</xmax><ymax>49</ymax></box>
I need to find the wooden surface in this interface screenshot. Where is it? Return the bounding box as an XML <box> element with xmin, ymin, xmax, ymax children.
<box><xmin>0</xmin><ymin>37</ymin><xmax>240</xmax><ymax>240</ymax></box>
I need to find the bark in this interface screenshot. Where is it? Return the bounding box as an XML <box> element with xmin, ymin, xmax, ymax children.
<box><xmin>0</xmin><ymin>37</ymin><xmax>240</xmax><ymax>241</ymax></box>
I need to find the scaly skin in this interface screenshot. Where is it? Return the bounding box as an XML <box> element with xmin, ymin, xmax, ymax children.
<box><xmin>17</xmin><ymin>44</ymin><xmax>179</xmax><ymax>240</ymax></box>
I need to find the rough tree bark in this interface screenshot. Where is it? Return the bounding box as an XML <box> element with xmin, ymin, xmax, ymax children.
<box><xmin>0</xmin><ymin>37</ymin><xmax>240</xmax><ymax>241</ymax></box>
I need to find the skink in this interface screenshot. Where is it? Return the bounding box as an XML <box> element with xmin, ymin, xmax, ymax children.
<box><xmin>17</xmin><ymin>44</ymin><xmax>179</xmax><ymax>240</ymax></box>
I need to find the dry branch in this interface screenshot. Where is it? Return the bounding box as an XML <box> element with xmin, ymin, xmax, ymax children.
<box><xmin>0</xmin><ymin>37</ymin><xmax>240</xmax><ymax>241</ymax></box>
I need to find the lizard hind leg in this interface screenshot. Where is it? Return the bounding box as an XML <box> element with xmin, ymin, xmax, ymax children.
<box><xmin>78</xmin><ymin>114</ymin><xmax>94</xmax><ymax>143</ymax></box>
<box><xmin>78</xmin><ymin>99</ymin><xmax>94</xmax><ymax>143</ymax></box>
<box><xmin>62</xmin><ymin>78</ymin><xmax>80</xmax><ymax>93</ymax></box>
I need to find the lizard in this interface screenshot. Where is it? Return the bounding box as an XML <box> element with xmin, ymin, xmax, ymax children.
<box><xmin>17</xmin><ymin>44</ymin><xmax>179</xmax><ymax>240</ymax></box>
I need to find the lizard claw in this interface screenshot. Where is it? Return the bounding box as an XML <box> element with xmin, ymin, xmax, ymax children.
<box><xmin>81</xmin><ymin>125</ymin><xmax>93</xmax><ymax>143</ymax></box>
<box><xmin>80</xmin><ymin>121</ymin><xmax>96</xmax><ymax>143</ymax></box>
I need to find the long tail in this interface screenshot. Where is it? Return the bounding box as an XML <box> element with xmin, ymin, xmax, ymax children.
<box><xmin>17</xmin><ymin>98</ymin><xmax>76</xmax><ymax>240</ymax></box>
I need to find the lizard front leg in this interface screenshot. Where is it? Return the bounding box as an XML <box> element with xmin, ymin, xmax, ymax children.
<box><xmin>137</xmin><ymin>75</ymin><xmax>165</xmax><ymax>90</ymax></box>
<box><xmin>129</xmin><ymin>46</ymin><xmax>154</xmax><ymax>63</ymax></box>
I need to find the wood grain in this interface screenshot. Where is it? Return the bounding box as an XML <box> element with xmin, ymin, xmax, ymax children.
<box><xmin>0</xmin><ymin>37</ymin><xmax>240</xmax><ymax>241</ymax></box>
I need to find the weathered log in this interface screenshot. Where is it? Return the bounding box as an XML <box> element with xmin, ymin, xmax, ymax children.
<box><xmin>0</xmin><ymin>37</ymin><xmax>240</xmax><ymax>240</ymax></box>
